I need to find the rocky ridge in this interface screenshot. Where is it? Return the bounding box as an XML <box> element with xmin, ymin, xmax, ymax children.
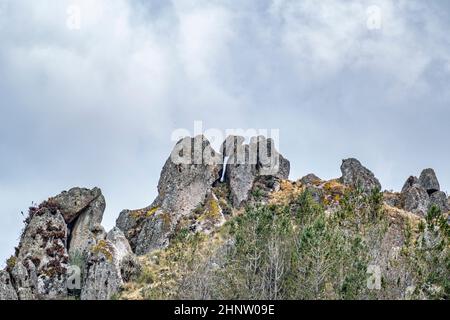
<box><xmin>1</xmin><ymin>136</ymin><xmax>449</xmax><ymax>300</ymax></box>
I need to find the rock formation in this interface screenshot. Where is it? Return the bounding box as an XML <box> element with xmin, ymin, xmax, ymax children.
<box><xmin>221</xmin><ymin>135</ymin><xmax>290</xmax><ymax>207</ymax></box>
<box><xmin>81</xmin><ymin>228</ymin><xmax>136</xmax><ymax>300</ymax></box>
<box><xmin>117</xmin><ymin>135</ymin><xmax>290</xmax><ymax>255</ymax></box>
<box><xmin>1</xmin><ymin>136</ymin><xmax>449</xmax><ymax>301</ymax></box>
<box><xmin>400</xmin><ymin>168</ymin><xmax>449</xmax><ymax>216</ymax></box>
<box><xmin>117</xmin><ymin>135</ymin><xmax>222</xmax><ymax>255</ymax></box>
<box><xmin>0</xmin><ymin>271</ymin><xmax>17</xmax><ymax>300</ymax></box>
<box><xmin>340</xmin><ymin>158</ymin><xmax>381</xmax><ymax>193</ymax></box>
<box><xmin>419</xmin><ymin>168</ymin><xmax>440</xmax><ymax>195</ymax></box>
<box><xmin>1</xmin><ymin>187</ymin><xmax>138</xmax><ymax>300</ymax></box>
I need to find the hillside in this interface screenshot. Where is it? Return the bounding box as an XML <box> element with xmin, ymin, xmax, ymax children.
<box><xmin>1</xmin><ymin>135</ymin><xmax>449</xmax><ymax>300</ymax></box>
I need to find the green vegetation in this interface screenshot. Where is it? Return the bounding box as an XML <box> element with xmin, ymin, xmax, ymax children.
<box><xmin>120</xmin><ymin>187</ymin><xmax>449</xmax><ymax>300</ymax></box>
<box><xmin>403</xmin><ymin>205</ymin><xmax>449</xmax><ymax>299</ymax></box>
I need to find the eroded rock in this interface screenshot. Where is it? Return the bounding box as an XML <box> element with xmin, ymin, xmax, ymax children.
<box><xmin>429</xmin><ymin>191</ymin><xmax>449</xmax><ymax>213</ymax></box>
<box><xmin>0</xmin><ymin>270</ymin><xmax>18</xmax><ymax>300</ymax></box>
<box><xmin>222</xmin><ymin>135</ymin><xmax>290</xmax><ymax>207</ymax></box>
<box><xmin>300</xmin><ymin>173</ymin><xmax>322</xmax><ymax>186</ymax></box>
<box><xmin>81</xmin><ymin>228</ymin><xmax>138</xmax><ymax>300</ymax></box>
<box><xmin>81</xmin><ymin>239</ymin><xmax>122</xmax><ymax>300</ymax></box>
<box><xmin>340</xmin><ymin>158</ymin><xmax>381</xmax><ymax>193</ymax></box>
<box><xmin>50</xmin><ymin>187</ymin><xmax>103</xmax><ymax>224</ymax></box>
<box><xmin>401</xmin><ymin>176</ymin><xmax>419</xmax><ymax>193</ymax></box>
<box><xmin>419</xmin><ymin>169</ymin><xmax>440</xmax><ymax>195</ymax></box>
<box><xmin>68</xmin><ymin>193</ymin><xmax>106</xmax><ymax>256</ymax></box>
<box><xmin>13</xmin><ymin>207</ymin><xmax>69</xmax><ymax>299</ymax></box>
<box><xmin>403</xmin><ymin>184</ymin><xmax>430</xmax><ymax>217</ymax></box>
<box><xmin>117</xmin><ymin>135</ymin><xmax>222</xmax><ymax>255</ymax></box>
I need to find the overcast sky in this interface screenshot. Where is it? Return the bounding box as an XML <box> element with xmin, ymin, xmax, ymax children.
<box><xmin>1</xmin><ymin>0</ymin><xmax>449</xmax><ymax>264</ymax></box>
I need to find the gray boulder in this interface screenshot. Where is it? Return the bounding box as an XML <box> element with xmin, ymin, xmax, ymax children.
<box><xmin>159</xmin><ymin>135</ymin><xmax>222</xmax><ymax>216</ymax></box>
<box><xmin>13</xmin><ymin>208</ymin><xmax>69</xmax><ymax>299</ymax></box>
<box><xmin>0</xmin><ymin>270</ymin><xmax>18</xmax><ymax>300</ymax></box>
<box><xmin>107</xmin><ymin>227</ymin><xmax>133</xmax><ymax>262</ymax></box>
<box><xmin>403</xmin><ymin>184</ymin><xmax>430</xmax><ymax>217</ymax></box>
<box><xmin>68</xmin><ymin>193</ymin><xmax>106</xmax><ymax>256</ymax></box>
<box><xmin>222</xmin><ymin>135</ymin><xmax>290</xmax><ymax>207</ymax></box>
<box><xmin>117</xmin><ymin>135</ymin><xmax>222</xmax><ymax>255</ymax></box>
<box><xmin>251</xmin><ymin>136</ymin><xmax>290</xmax><ymax>179</ymax></box>
<box><xmin>115</xmin><ymin>208</ymin><xmax>164</xmax><ymax>256</ymax></box>
<box><xmin>419</xmin><ymin>169</ymin><xmax>440</xmax><ymax>195</ymax></box>
<box><xmin>50</xmin><ymin>187</ymin><xmax>103</xmax><ymax>224</ymax></box>
<box><xmin>340</xmin><ymin>158</ymin><xmax>381</xmax><ymax>193</ymax></box>
<box><xmin>224</xmin><ymin>143</ymin><xmax>259</xmax><ymax>207</ymax></box>
<box><xmin>401</xmin><ymin>176</ymin><xmax>419</xmax><ymax>193</ymax></box>
<box><xmin>81</xmin><ymin>240</ymin><xmax>122</xmax><ymax>300</ymax></box>
<box><xmin>300</xmin><ymin>173</ymin><xmax>322</xmax><ymax>186</ymax></box>
<box><xmin>10</xmin><ymin>261</ymin><xmax>35</xmax><ymax>300</ymax></box>
<box><xmin>429</xmin><ymin>191</ymin><xmax>449</xmax><ymax>213</ymax></box>
<box><xmin>81</xmin><ymin>228</ymin><xmax>137</xmax><ymax>300</ymax></box>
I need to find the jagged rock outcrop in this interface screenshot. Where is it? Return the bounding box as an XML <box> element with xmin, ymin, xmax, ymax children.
<box><xmin>2</xmin><ymin>187</ymin><xmax>136</xmax><ymax>300</ymax></box>
<box><xmin>402</xmin><ymin>184</ymin><xmax>430</xmax><ymax>217</ymax></box>
<box><xmin>50</xmin><ymin>187</ymin><xmax>103</xmax><ymax>224</ymax></box>
<box><xmin>418</xmin><ymin>169</ymin><xmax>440</xmax><ymax>195</ymax></box>
<box><xmin>400</xmin><ymin>169</ymin><xmax>448</xmax><ymax>216</ymax></box>
<box><xmin>222</xmin><ymin>135</ymin><xmax>290</xmax><ymax>207</ymax></box>
<box><xmin>81</xmin><ymin>228</ymin><xmax>138</xmax><ymax>300</ymax></box>
<box><xmin>68</xmin><ymin>193</ymin><xmax>106</xmax><ymax>257</ymax></box>
<box><xmin>117</xmin><ymin>135</ymin><xmax>290</xmax><ymax>255</ymax></box>
<box><xmin>81</xmin><ymin>240</ymin><xmax>122</xmax><ymax>300</ymax></box>
<box><xmin>340</xmin><ymin>158</ymin><xmax>381</xmax><ymax>193</ymax></box>
<box><xmin>401</xmin><ymin>176</ymin><xmax>419</xmax><ymax>193</ymax></box>
<box><xmin>0</xmin><ymin>270</ymin><xmax>18</xmax><ymax>300</ymax></box>
<box><xmin>12</xmin><ymin>206</ymin><xmax>69</xmax><ymax>299</ymax></box>
<box><xmin>117</xmin><ymin>135</ymin><xmax>222</xmax><ymax>255</ymax></box>
<box><xmin>429</xmin><ymin>191</ymin><xmax>449</xmax><ymax>213</ymax></box>
<box><xmin>300</xmin><ymin>173</ymin><xmax>322</xmax><ymax>186</ymax></box>
<box><xmin>3</xmin><ymin>139</ymin><xmax>448</xmax><ymax>300</ymax></box>
<box><xmin>9</xmin><ymin>261</ymin><xmax>35</xmax><ymax>300</ymax></box>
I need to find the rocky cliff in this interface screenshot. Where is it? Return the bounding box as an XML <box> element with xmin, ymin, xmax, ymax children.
<box><xmin>1</xmin><ymin>135</ymin><xmax>449</xmax><ymax>300</ymax></box>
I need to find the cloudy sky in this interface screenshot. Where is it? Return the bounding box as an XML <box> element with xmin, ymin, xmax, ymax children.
<box><xmin>1</xmin><ymin>0</ymin><xmax>449</xmax><ymax>264</ymax></box>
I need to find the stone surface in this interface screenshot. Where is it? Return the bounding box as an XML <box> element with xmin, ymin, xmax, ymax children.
<box><xmin>340</xmin><ymin>158</ymin><xmax>381</xmax><ymax>193</ymax></box>
<box><xmin>68</xmin><ymin>193</ymin><xmax>106</xmax><ymax>256</ymax></box>
<box><xmin>81</xmin><ymin>239</ymin><xmax>123</xmax><ymax>300</ymax></box>
<box><xmin>13</xmin><ymin>207</ymin><xmax>69</xmax><ymax>299</ymax></box>
<box><xmin>429</xmin><ymin>191</ymin><xmax>449</xmax><ymax>213</ymax></box>
<box><xmin>300</xmin><ymin>173</ymin><xmax>322</xmax><ymax>186</ymax></box>
<box><xmin>10</xmin><ymin>261</ymin><xmax>35</xmax><ymax>300</ymax></box>
<box><xmin>418</xmin><ymin>168</ymin><xmax>440</xmax><ymax>195</ymax></box>
<box><xmin>225</xmin><ymin>144</ymin><xmax>259</xmax><ymax>207</ymax></box>
<box><xmin>50</xmin><ymin>187</ymin><xmax>104</xmax><ymax>224</ymax></box>
<box><xmin>107</xmin><ymin>227</ymin><xmax>133</xmax><ymax>263</ymax></box>
<box><xmin>251</xmin><ymin>136</ymin><xmax>290</xmax><ymax>179</ymax></box>
<box><xmin>401</xmin><ymin>176</ymin><xmax>419</xmax><ymax>193</ymax></box>
<box><xmin>119</xmin><ymin>254</ymin><xmax>142</xmax><ymax>283</ymax></box>
<box><xmin>0</xmin><ymin>270</ymin><xmax>18</xmax><ymax>300</ymax></box>
<box><xmin>117</xmin><ymin>135</ymin><xmax>221</xmax><ymax>255</ymax></box>
<box><xmin>81</xmin><ymin>228</ymin><xmax>137</xmax><ymax>300</ymax></box>
<box><xmin>403</xmin><ymin>184</ymin><xmax>430</xmax><ymax>216</ymax></box>
<box><xmin>222</xmin><ymin>135</ymin><xmax>290</xmax><ymax>207</ymax></box>
<box><xmin>192</xmin><ymin>192</ymin><xmax>226</xmax><ymax>234</ymax></box>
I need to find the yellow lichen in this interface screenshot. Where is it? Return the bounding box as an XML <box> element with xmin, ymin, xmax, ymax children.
<box><xmin>146</xmin><ymin>207</ymin><xmax>159</xmax><ymax>217</ymax></box>
<box><xmin>6</xmin><ymin>255</ymin><xmax>16</xmax><ymax>271</ymax></box>
<box><xmin>91</xmin><ymin>240</ymin><xmax>113</xmax><ymax>262</ymax></box>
